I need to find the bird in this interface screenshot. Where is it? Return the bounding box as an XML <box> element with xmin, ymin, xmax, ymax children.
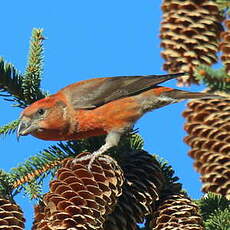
<box><xmin>17</xmin><ymin>73</ymin><xmax>221</xmax><ymax>169</ymax></box>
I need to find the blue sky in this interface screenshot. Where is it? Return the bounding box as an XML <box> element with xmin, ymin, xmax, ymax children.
<box><xmin>0</xmin><ymin>1</ymin><xmax>204</xmax><ymax>228</ymax></box>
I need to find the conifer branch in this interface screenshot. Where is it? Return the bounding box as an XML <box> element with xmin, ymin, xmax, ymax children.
<box><xmin>10</xmin><ymin>140</ymin><xmax>89</xmax><ymax>195</ymax></box>
<box><xmin>12</xmin><ymin>159</ymin><xmax>61</xmax><ymax>190</ymax></box>
<box><xmin>195</xmin><ymin>65</ymin><xmax>230</xmax><ymax>92</ymax></box>
<box><xmin>0</xmin><ymin>29</ymin><xmax>47</xmax><ymax>107</ymax></box>
<box><xmin>10</xmin><ymin>144</ymin><xmax>69</xmax><ymax>191</ymax></box>
<box><xmin>216</xmin><ymin>0</ymin><xmax>230</xmax><ymax>14</ymax></box>
<box><xmin>0</xmin><ymin>120</ymin><xmax>19</xmax><ymax>137</ymax></box>
<box><xmin>22</xmin><ymin>28</ymin><xmax>47</xmax><ymax>104</ymax></box>
<box><xmin>129</xmin><ymin>133</ymin><xmax>144</xmax><ymax>150</ymax></box>
<box><xmin>158</xmin><ymin>159</ymin><xmax>181</xmax><ymax>190</ymax></box>
<box><xmin>22</xmin><ymin>180</ymin><xmax>43</xmax><ymax>200</ymax></box>
<box><xmin>205</xmin><ymin>208</ymin><xmax>230</xmax><ymax>230</ymax></box>
<box><xmin>0</xmin><ymin>169</ymin><xmax>14</xmax><ymax>200</ymax></box>
<box><xmin>0</xmin><ymin>58</ymin><xmax>26</xmax><ymax>107</ymax></box>
<box><xmin>10</xmin><ymin>140</ymin><xmax>102</xmax><ymax>192</ymax></box>
<box><xmin>197</xmin><ymin>193</ymin><xmax>230</xmax><ymax>221</ymax></box>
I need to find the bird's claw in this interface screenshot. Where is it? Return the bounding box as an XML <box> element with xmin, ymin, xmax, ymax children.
<box><xmin>72</xmin><ymin>151</ymin><xmax>110</xmax><ymax>171</ymax></box>
<box><xmin>72</xmin><ymin>142</ymin><xmax>114</xmax><ymax>171</ymax></box>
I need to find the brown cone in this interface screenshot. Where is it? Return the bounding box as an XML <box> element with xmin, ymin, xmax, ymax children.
<box><xmin>220</xmin><ymin>19</ymin><xmax>230</xmax><ymax>75</ymax></box>
<box><xmin>183</xmin><ymin>98</ymin><xmax>230</xmax><ymax>198</ymax></box>
<box><xmin>32</xmin><ymin>202</ymin><xmax>47</xmax><ymax>230</ymax></box>
<box><xmin>161</xmin><ymin>0</ymin><xmax>223</xmax><ymax>86</ymax></box>
<box><xmin>32</xmin><ymin>152</ymin><xmax>124</xmax><ymax>230</ymax></box>
<box><xmin>150</xmin><ymin>193</ymin><xmax>204</xmax><ymax>230</ymax></box>
<box><xmin>104</xmin><ymin>150</ymin><xmax>165</xmax><ymax>230</ymax></box>
<box><xmin>0</xmin><ymin>197</ymin><xmax>25</xmax><ymax>229</ymax></box>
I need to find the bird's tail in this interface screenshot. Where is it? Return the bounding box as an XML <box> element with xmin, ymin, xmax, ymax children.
<box><xmin>138</xmin><ymin>87</ymin><xmax>225</xmax><ymax>113</ymax></box>
<box><xmin>161</xmin><ymin>89</ymin><xmax>224</xmax><ymax>100</ymax></box>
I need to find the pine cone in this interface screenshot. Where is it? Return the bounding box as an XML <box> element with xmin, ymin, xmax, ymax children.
<box><xmin>161</xmin><ymin>0</ymin><xmax>223</xmax><ymax>86</ymax></box>
<box><xmin>104</xmin><ymin>150</ymin><xmax>166</xmax><ymax>230</ymax></box>
<box><xmin>150</xmin><ymin>193</ymin><xmax>204</xmax><ymax>230</ymax></box>
<box><xmin>183</xmin><ymin>98</ymin><xmax>230</xmax><ymax>198</ymax></box>
<box><xmin>33</xmin><ymin>202</ymin><xmax>46</xmax><ymax>230</ymax></box>
<box><xmin>0</xmin><ymin>197</ymin><xmax>25</xmax><ymax>229</ymax></box>
<box><xmin>32</xmin><ymin>152</ymin><xmax>124</xmax><ymax>230</ymax></box>
<box><xmin>220</xmin><ymin>19</ymin><xmax>230</xmax><ymax>75</ymax></box>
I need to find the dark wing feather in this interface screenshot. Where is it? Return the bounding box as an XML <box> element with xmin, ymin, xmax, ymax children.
<box><xmin>64</xmin><ymin>73</ymin><xmax>186</xmax><ymax>109</ymax></box>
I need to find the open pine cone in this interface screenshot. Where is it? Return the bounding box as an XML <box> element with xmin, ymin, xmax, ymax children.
<box><xmin>183</xmin><ymin>98</ymin><xmax>230</xmax><ymax>198</ymax></box>
<box><xmin>161</xmin><ymin>0</ymin><xmax>223</xmax><ymax>86</ymax></box>
<box><xmin>220</xmin><ymin>19</ymin><xmax>230</xmax><ymax>75</ymax></box>
<box><xmin>32</xmin><ymin>152</ymin><xmax>124</xmax><ymax>230</ymax></box>
<box><xmin>150</xmin><ymin>193</ymin><xmax>204</xmax><ymax>230</ymax></box>
<box><xmin>104</xmin><ymin>150</ymin><xmax>165</xmax><ymax>230</ymax></box>
<box><xmin>0</xmin><ymin>197</ymin><xmax>25</xmax><ymax>230</ymax></box>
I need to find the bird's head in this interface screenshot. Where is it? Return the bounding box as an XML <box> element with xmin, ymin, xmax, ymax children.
<box><xmin>17</xmin><ymin>95</ymin><xmax>68</xmax><ymax>140</ymax></box>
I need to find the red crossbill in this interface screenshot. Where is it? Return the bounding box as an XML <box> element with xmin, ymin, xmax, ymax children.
<box><xmin>17</xmin><ymin>73</ymin><xmax>220</xmax><ymax>168</ymax></box>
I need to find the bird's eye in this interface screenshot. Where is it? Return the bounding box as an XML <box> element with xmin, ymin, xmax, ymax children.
<box><xmin>37</xmin><ymin>108</ymin><xmax>45</xmax><ymax>115</ymax></box>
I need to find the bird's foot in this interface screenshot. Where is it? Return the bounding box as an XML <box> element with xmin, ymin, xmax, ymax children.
<box><xmin>87</xmin><ymin>150</ymin><xmax>105</xmax><ymax>171</ymax></box>
<box><xmin>72</xmin><ymin>151</ymin><xmax>112</xmax><ymax>171</ymax></box>
<box><xmin>72</xmin><ymin>143</ymin><xmax>113</xmax><ymax>171</ymax></box>
<box><xmin>72</xmin><ymin>152</ymin><xmax>93</xmax><ymax>164</ymax></box>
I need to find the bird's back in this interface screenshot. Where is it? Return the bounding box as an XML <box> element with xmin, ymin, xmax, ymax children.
<box><xmin>59</xmin><ymin>73</ymin><xmax>185</xmax><ymax>110</ymax></box>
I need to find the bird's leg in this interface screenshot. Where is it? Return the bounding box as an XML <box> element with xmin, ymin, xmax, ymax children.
<box><xmin>87</xmin><ymin>142</ymin><xmax>115</xmax><ymax>169</ymax></box>
<box><xmin>73</xmin><ymin>131</ymin><xmax>121</xmax><ymax>170</ymax></box>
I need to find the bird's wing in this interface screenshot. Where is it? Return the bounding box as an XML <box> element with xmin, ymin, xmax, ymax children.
<box><xmin>62</xmin><ymin>73</ymin><xmax>186</xmax><ymax>109</ymax></box>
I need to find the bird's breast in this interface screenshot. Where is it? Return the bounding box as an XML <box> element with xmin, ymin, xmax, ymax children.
<box><xmin>75</xmin><ymin>97</ymin><xmax>142</xmax><ymax>132</ymax></box>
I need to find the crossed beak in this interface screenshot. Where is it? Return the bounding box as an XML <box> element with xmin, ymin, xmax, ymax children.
<box><xmin>17</xmin><ymin>117</ymin><xmax>38</xmax><ymax>141</ymax></box>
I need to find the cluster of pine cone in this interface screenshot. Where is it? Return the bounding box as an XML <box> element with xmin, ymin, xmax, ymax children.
<box><xmin>30</xmin><ymin>151</ymin><xmax>204</xmax><ymax>230</ymax></box>
<box><xmin>161</xmin><ymin>0</ymin><xmax>230</xmax><ymax>200</ymax></box>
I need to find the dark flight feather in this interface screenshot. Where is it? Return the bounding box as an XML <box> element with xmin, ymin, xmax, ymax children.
<box><xmin>63</xmin><ymin>73</ymin><xmax>186</xmax><ymax>109</ymax></box>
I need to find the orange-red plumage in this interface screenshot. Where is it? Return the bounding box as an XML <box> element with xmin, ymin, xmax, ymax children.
<box><xmin>17</xmin><ymin>73</ymin><xmax>221</xmax><ymax>168</ymax></box>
